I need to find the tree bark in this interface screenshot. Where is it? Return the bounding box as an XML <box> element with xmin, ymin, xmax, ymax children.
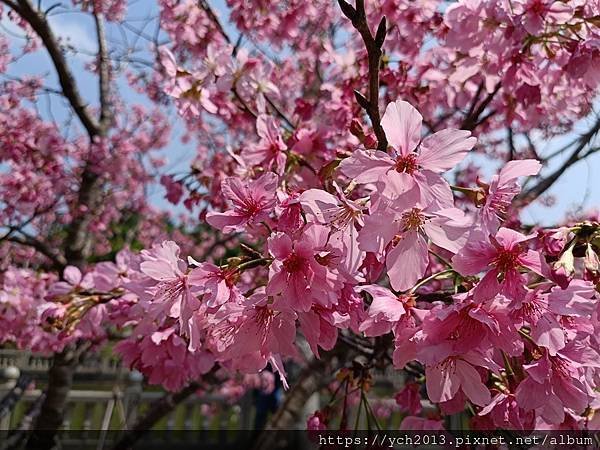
<box><xmin>0</xmin><ymin>2</ymin><xmax>114</xmax><ymax>444</ymax></box>
<box><xmin>25</xmin><ymin>349</ymin><xmax>77</xmax><ymax>449</ymax></box>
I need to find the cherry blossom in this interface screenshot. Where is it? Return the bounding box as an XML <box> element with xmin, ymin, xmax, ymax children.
<box><xmin>453</xmin><ymin>227</ymin><xmax>550</xmax><ymax>301</ymax></box>
<box><xmin>339</xmin><ymin>100</ymin><xmax>476</xmax><ymax>208</ymax></box>
<box><xmin>206</xmin><ymin>172</ymin><xmax>278</xmax><ymax>233</ymax></box>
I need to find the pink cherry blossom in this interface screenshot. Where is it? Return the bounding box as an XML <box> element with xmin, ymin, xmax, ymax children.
<box><xmin>208</xmin><ymin>290</ymin><xmax>297</xmax><ymax>388</ymax></box>
<box><xmin>425</xmin><ymin>351</ymin><xmax>499</xmax><ymax>406</ymax></box>
<box><xmin>241</xmin><ymin>115</ymin><xmax>287</xmax><ymax>175</ymax></box>
<box><xmin>339</xmin><ymin>100</ymin><xmax>476</xmax><ymax>208</ymax></box>
<box><xmin>357</xmin><ymin>285</ymin><xmax>407</xmax><ymax>337</ymax></box>
<box><xmin>515</xmin><ymin>0</ymin><xmax>573</xmax><ymax>35</ymax></box>
<box><xmin>360</xmin><ymin>204</ymin><xmax>471</xmax><ymax>291</ymax></box>
<box><xmin>395</xmin><ymin>382</ymin><xmax>423</xmax><ymax>416</ymax></box>
<box><xmin>476</xmin><ymin>159</ymin><xmax>542</xmax><ymax>234</ymax></box>
<box><xmin>267</xmin><ymin>224</ymin><xmax>342</xmax><ymax>312</ymax></box>
<box><xmin>299</xmin><ymin>184</ymin><xmax>366</xmax><ymax>278</ymax></box>
<box><xmin>453</xmin><ymin>227</ymin><xmax>550</xmax><ymax>301</ymax></box>
<box><xmin>206</xmin><ymin>172</ymin><xmax>278</xmax><ymax>233</ymax></box>
<box><xmin>138</xmin><ymin>241</ymin><xmax>204</xmax><ymax>350</ymax></box>
<box><xmin>2</xmin><ymin>0</ymin><xmax>600</xmax><ymax>433</ymax></box>
<box><xmin>515</xmin><ymin>350</ymin><xmax>592</xmax><ymax>424</ymax></box>
<box><xmin>306</xmin><ymin>411</ymin><xmax>328</xmax><ymax>431</ymax></box>
<box><xmin>188</xmin><ymin>261</ymin><xmax>242</xmax><ymax>307</ymax></box>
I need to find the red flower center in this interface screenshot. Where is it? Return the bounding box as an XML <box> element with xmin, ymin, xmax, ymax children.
<box><xmin>242</xmin><ymin>198</ymin><xmax>262</xmax><ymax>217</ymax></box>
<box><xmin>401</xmin><ymin>207</ymin><xmax>425</xmax><ymax>231</ymax></box>
<box><xmin>529</xmin><ymin>0</ymin><xmax>546</xmax><ymax>15</ymax></box>
<box><xmin>395</xmin><ymin>153</ymin><xmax>419</xmax><ymax>174</ymax></box>
<box><xmin>493</xmin><ymin>247</ymin><xmax>521</xmax><ymax>272</ymax></box>
<box><xmin>283</xmin><ymin>252</ymin><xmax>304</xmax><ymax>273</ymax></box>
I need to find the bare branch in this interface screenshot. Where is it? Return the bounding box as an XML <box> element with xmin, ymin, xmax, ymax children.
<box><xmin>94</xmin><ymin>12</ymin><xmax>112</xmax><ymax>131</ymax></box>
<box><xmin>3</xmin><ymin>234</ymin><xmax>67</xmax><ymax>268</ymax></box>
<box><xmin>507</xmin><ymin>126</ymin><xmax>515</xmax><ymax>161</ymax></box>
<box><xmin>198</xmin><ymin>0</ymin><xmax>231</xmax><ymax>44</ymax></box>
<box><xmin>460</xmin><ymin>82</ymin><xmax>501</xmax><ymax>131</ymax></box>
<box><xmin>6</xmin><ymin>0</ymin><xmax>102</xmax><ymax>138</ymax></box>
<box><xmin>520</xmin><ymin>115</ymin><xmax>600</xmax><ymax>202</ymax></box>
<box><xmin>338</xmin><ymin>0</ymin><xmax>388</xmax><ymax>150</ymax></box>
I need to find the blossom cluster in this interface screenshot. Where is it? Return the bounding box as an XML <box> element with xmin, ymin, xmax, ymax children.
<box><xmin>4</xmin><ymin>96</ymin><xmax>598</xmax><ymax>430</ymax></box>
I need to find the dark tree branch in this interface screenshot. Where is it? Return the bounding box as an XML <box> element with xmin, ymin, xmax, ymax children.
<box><xmin>3</xmin><ymin>0</ymin><xmax>115</xmax><ymax>440</ymax></box>
<box><xmin>338</xmin><ymin>0</ymin><xmax>388</xmax><ymax>150</ymax></box>
<box><xmin>94</xmin><ymin>12</ymin><xmax>112</xmax><ymax>131</ymax></box>
<box><xmin>464</xmin><ymin>82</ymin><xmax>484</xmax><ymax>121</ymax></box>
<box><xmin>265</xmin><ymin>94</ymin><xmax>295</xmax><ymax>130</ymax></box>
<box><xmin>6</xmin><ymin>0</ymin><xmax>101</xmax><ymax>137</ymax></box>
<box><xmin>520</xmin><ymin>115</ymin><xmax>600</xmax><ymax>202</ymax></box>
<box><xmin>508</xmin><ymin>126</ymin><xmax>515</xmax><ymax>162</ymax></box>
<box><xmin>26</xmin><ymin>348</ymin><xmax>77</xmax><ymax>449</ymax></box>
<box><xmin>1</xmin><ymin>0</ymin><xmax>20</xmax><ymax>14</ymax></box>
<box><xmin>4</xmin><ymin>234</ymin><xmax>67</xmax><ymax>268</ymax></box>
<box><xmin>198</xmin><ymin>0</ymin><xmax>230</xmax><ymax>44</ymax></box>
<box><xmin>461</xmin><ymin>82</ymin><xmax>501</xmax><ymax>131</ymax></box>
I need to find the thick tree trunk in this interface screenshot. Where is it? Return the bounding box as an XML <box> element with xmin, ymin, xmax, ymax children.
<box><xmin>25</xmin><ymin>348</ymin><xmax>77</xmax><ymax>449</ymax></box>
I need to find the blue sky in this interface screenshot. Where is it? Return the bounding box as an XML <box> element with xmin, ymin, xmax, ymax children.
<box><xmin>2</xmin><ymin>0</ymin><xmax>598</xmax><ymax>227</ymax></box>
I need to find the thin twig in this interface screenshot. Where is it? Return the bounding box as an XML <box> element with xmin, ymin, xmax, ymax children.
<box><xmin>338</xmin><ymin>0</ymin><xmax>388</xmax><ymax>150</ymax></box>
<box><xmin>520</xmin><ymin>115</ymin><xmax>600</xmax><ymax>202</ymax></box>
<box><xmin>94</xmin><ymin>12</ymin><xmax>112</xmax><ymax>131</ymax></box>
<box><xmin>5</xmin><ymin>0</ymin><xmax>101</xmax><ymax>137</ymax></box>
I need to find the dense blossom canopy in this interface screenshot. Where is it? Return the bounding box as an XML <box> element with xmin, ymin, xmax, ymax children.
<box><xmin>1</xmin><ymin>0</ymin><xmax>600</xmax><ymax>434</ymax></box>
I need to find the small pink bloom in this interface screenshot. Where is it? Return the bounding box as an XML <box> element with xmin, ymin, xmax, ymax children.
<box><xmin>515</xmin><ymin>351</ymin><xmax>591</xmax><ymax>425</ymax></box>
<box><xmin>209</xmin><ymin>290</ymin><xmax>297</xmax><ymax>388</ymax></box>
<box><xmin>395</xmin><ymin>382</ymin><xmax>423</xmax><ymax>415</ymax></box>
<box><xmin>298</xmin><ymin>307</ymin><xmax>338</xmax><ymax>358</ymax></box>
<box><xmin>476</xmin><ymin>159</ymin><xmax>541</xmax><ymax>235</ymax></box>
<box><xmin>188</xmin><ymin>262</ymin><xmax>242</xmax><ymax>307</ymax></box>
<box><xmin>267</xmin><ymin>225</ymin><xmax>342</xmax><ymax>312</ymax></box>
<box><xmin>276</xmin><ymin>191</ymin><xmax>303</xmax><ymax>233</ymax></box>
<box><xmin>516</xmin><ymin>0</ymin><xmax>572</xmax><ymax>34</ymax></box>
<box><xmin>116</xmin><ymin>326</ymin><xmax>214</xmax><ymax>392</ymax></box>
<box><xmin>307</xmin><ymin>411</ymin><xmax>328</xmax><ymax>431</ymax></box>
<box><xmin>453</xmin><ymin>227</ymin><xmax>550</xmax><ymax>301</ymax></box>
<box><xmin>138</xmin><ymin>241</ymin><xmax>204</xmax><ymax>350</ymax></box>
<box><xmin>360</xmin><ymin>205</ymin><xmax>471</xmax><ymax>292</ymax></box>
<box><xmin>299</xmin><ymin>184</ymin><xmax>366</xmax><ymax>278</ymax></box>
<box><xmin>47</xmin><ymin>266</ymin><xmax>94</xmax><ymax>300</ymax></box>
<box><xmin>357</xmin><ymin>285</ymin><xmax>406</xmax><ymax>336</ymax></box>
<box><xmin>206</xmin><ymin>172</ymin><xmax>278</xmax><ymax>233</ymax></box>
<box><xmin>241</xmin><ymin>115</ymin><xmax>287</xmax><ymax>174</ymax></box>
<box><xmin>479</xmin><ymin>392</ymin><xmax>534</xmax><ymax>430</ymax></box>
<box><xmin>160</xmin><ymin>174</ymin><xmax>184</xmax><ymax>205</ymax></box>
<box><xmin>339</xmin><ymin>100</ymin><xmax>476</xmax><ymax>209</ymax></box>
<box><xmin>425</xmin><ymin>352</ymin><xmax>496</xmax><ymax>406</ymax></box>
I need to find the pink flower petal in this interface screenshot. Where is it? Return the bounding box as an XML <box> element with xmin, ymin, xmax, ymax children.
<box><xmin>381</xmin><ymin>100</ymin><xmax>422</xmax><ymax>155</ymax></box>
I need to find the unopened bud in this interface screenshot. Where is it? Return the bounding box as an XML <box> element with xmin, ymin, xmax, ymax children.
<box><xmin>364</xmin><ymin>134</ymin><xmax>378</xmax><ymax>149</ymax></box>
<box><xmin>349</xmin><ymin>119</ymin><xmax>364</xmax><ymax>138</ymax></box>
<box><xmin>584</xmin><ymin>244</ymin><xmax>600</xmax><ymax>273</ymax></box>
